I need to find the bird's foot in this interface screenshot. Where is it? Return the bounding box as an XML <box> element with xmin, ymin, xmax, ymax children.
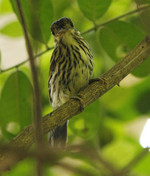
<box><xmin>117</xmin><ymin>83</ymin><xmax>120</xmax><ymax>87</ymax></box>
<box><xmin>89</xmin><ymin>77</ymin><xmax>120</xmax><ymax>87</ymax></box>
<box><xmin>89</xmin><ymin>77</ymin><xmax>107</xmax><ymax>86</ymax></box>
<box><xmin>71</xmin><ymin>94</ymin><xmax>85</xmax><ymax>112</ymax></box>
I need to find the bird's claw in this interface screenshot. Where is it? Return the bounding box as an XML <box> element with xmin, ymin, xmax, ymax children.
<box><xmin>89</xmin><ymin>77</ymin><xmax>107</xmax><ymax>86</ymax></box>
<box><xmin>70</xmin><ymin>94</ymin><xmax>85</xmax><ymax>112</ymax></box>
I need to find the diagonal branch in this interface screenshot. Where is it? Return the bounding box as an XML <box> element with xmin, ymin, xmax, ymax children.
<box><xmin>117</xmin><ymin>147</ymin><xmax>150</xmax><ymax>176</ymax></box>
<box><xmin>0</xmin><ymin>4</ymin><xmax>149</xmax><ymax>74</ymax></box>
<box><xmin>0</xmin><ymin>34</ymin><xmax>150</xmax><ymax>172</ymax></box>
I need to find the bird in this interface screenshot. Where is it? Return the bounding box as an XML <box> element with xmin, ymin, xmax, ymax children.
<box><xmin>48</xmin><ymin>17</ymin><xmax>94</xmax><ymax>148</ymax></box>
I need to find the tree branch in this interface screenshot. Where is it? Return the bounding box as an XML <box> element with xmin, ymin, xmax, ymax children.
<box><xmin>0</xmin><ymin>34</ymin><xmax>150</xmax><ymax>172</ymax></box>
<box><xmin>0</xmin><ymin>5</ymin><xmax>149</xmax><ymax>74</ymax></box>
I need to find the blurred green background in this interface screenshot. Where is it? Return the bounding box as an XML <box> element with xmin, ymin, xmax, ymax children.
<box><xmin>0</xmin><ymin>0</ymin><xmax>150</xmax><ymax>175</ymax></box>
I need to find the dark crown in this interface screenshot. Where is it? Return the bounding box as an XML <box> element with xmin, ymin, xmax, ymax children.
<box><xmin>51</xmin><ymin>17</ymin><xmax>74</xmax><ymax>36</ymax></box>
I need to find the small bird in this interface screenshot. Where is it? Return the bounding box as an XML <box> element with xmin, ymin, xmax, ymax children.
<box><xmin>48</xmin><ymin>17</ymin><xmax>94</xmax><ymax>148</ymax></box>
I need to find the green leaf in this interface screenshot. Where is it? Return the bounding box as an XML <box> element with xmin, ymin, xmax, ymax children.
<box><xmin>9</xmin><ymin>0</ymin><xmax>53</xmax><ymax>44</ymax></box>
<box><xmin>2</xmin><ymin>159</ymin><xmax>34</xmax><ymax>176</ymax></box>
<box><xmin>132</xmin><ymin>57</ymin><xmax>150</xmax><ymax>77</ymax></box>
<box><xmin>138</xmin><ymin>7</ymin><xmax>150</xmax><ymax>33</ymax></box>
<box><xmin>0</xmin><ymin>21</ymin><xmax>23</xmax><ymax>37</ymax></box>
<box><xmin>100</xmin><ymin>27</ymin><xmax>121</xmax><ymax>62</ymax></box>
<box><xmin>0</xmin><ymin>71</ymin><xmax>33</xmax><ymax>137</ymax></box>
<box><xmin>69</xmin><ymin>100</ymin><xmax>101</xmax><ymax>139</ymax></box>
<box><xmin>133</xmin><ymin>151</ymin><xmax>150</xmax><ymax>175</ymax></box>
<box><xmin>100</xmin><ymin>21</ymin><xmax>145</xmax><ymax>59</ymax></box>
<box><xmin>51</xmin><ymin>0</ymin><xmax>71</xmax><ymax>19</ymax></box>
<box><xmin>77</xmin><ymin>0</ymin><xmax>112</xmax><ymax>22</ymax></box>
<box><xmin>101</xmin><ymin>85</ymin><xmax>138</xmax><ymax>121</ymax></box>
<box><xmin>99</xmin><ymin>21</ymin><xmax>150</xmax><ymax>77</ymax></box>
<box><xmin>101</xmin><ymin>76</ymin><xmax>150</xmax><ymax>121</ymax></box>
<box><xmin>135</xmin><ymin>89</ymin><xmax>150</xmax><ymax>114</ymax></box>
<box><xmin>102</xmin><ymin>139</ymin><xmax>141</xmax><ymax>168</ymax></box>
<box><xmin>0</xmin><ymin>0</ymin><xmax>13</xmax><ymax>13</ymax></box>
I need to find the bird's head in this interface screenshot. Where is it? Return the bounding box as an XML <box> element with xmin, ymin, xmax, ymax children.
<box><xmin>51</xmin><ymin>17</ymin><xmax>74</xmax><ymax>37</ymax></box>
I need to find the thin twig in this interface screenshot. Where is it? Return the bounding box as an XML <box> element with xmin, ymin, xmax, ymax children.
<box><xmin>15</xmin><ymin>0</ymin><xmax>43</xmax><ymax>176</ymax></box>
<box><xmin>0</xmin><ymin>145</ymin><xmax>98</xmax><ymax>176</ymax></box>
<box><xmin>117</xmin><ymin>147</ymin><xmax>149</xmax><ymax>176</ymax></box>
<box><xmin>67</xmin><ymin>144</ymin><xmax>117</xmax><ymax>175</ymax></box>
<box><xmin>0</xmin><ymin>46</ymin><xmax>53</xmax><ymax>73</ymax></box>
<box><xmin>0</xmin><ymin>34</ymin><xmax>150</xmax><ymax>173</ymax></box>
<box><xmin>0</xmin><ymin>5</ymin><xmax>149</xmax><ymax>74</ymax></box>
<box><xmin>81</xmin><ymin>4</ymin><xmax>150</xmax><ymax>35</ymax></box>
<box><xmin>57</xmin><ymin>162</ymin><xmax>97</xmax><ymax>176</ymax></box>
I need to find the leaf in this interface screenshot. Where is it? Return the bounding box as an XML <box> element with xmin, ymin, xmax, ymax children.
<box><xmin>100</xmin><ymin>21</ymin><xmax>145</xmax><ymax>58</ymax></box>
<box><xmin>2</xmin><ymin>159</ymin><xmax>34</xmax><ymax>176</ymax></box>
<box><xmin>0</xmin><ymin>71</ymin><xmax>33</xmax><ymax>137</ymax></box>
<box><xmin>132</xmin><ymin>57</ymin><xmax>150</xmax><ymax>77</ymax></box>
<box><xmin>135</xmin><ymin>90</ymin><xmax>150</xmax><ymax>114</ymax></box>
<box><xmin>102</xmin><ymin>139</ymin><xmax>141</xmax><ymax>168</ymax></box>
<box><xmin>100</xmin><ymin>27</ymin><xmax>121</xmax><ymax>62</ymax></box>
<box><xmin>101</xmin><ymin>85</ymin><xmax>138</xmax><ymax>121</ymax></box>
<box><xmin>69</xmin><ymin>100</ymin><xmax>101</xmax><ymax>139</ymax></box>
<box><xmin>98</xmin><ymin>126</ymin><xmax>114</xmax><ymax>147</ymax></box>
<box><xmin>99</xmin><ymin>20</ymin><xmax>150</xmax><ymax>77</ymax></box>
<box><xmin>9</xmin><ymin>0</ymin><xmax>53</xmax><ymax>44</ymax></box>
<box><xmin>101</xmin><ymin>76</ymin><xmax>150</xmax><ymax>122</ymax></box>
<box><xmin>138</xmin><ymin>7</ymin><xmax>150</xmax><ymax>33</ymax></box>
<box><xmin>51</xmin><ymin>0</ymin><xmax>71</xmax><ymax>19</ymax></box>
<box><xmin>0</xmin><ymin>21</ymin><xmax>23</xmax><ymax>37</ymax></box>
<box><xmin>77</xmin><ymin>0</ymin><xmax>112</xmax><ymax>22</ymax></box>
<box><xmin>0</xmin><ymin>0</ymin><xmax>13</xmax><ymax>13</ymax></box>
<box><xmin>133</xmin><ymin>152</ymin><xmax>150</xmax><ymax>175</ymax></box>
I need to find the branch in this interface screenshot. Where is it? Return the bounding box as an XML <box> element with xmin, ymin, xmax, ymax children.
<box><xmin>0</xmin><ymin>5</ymin><xmax>149</xmax><ymax>74</ymax></box>
<box><xmin>0</xmin><ymin>46</ymin><xmax>53</xmax><ymax>73</ymax></box>
<box><xmin>0</xmin><ymin>144</ymin><xmax>99</xmax><ymax>176</ymax></box>
<box><xmin>67</xmin><ymin>144</ymin><xmax>117</xmax><ymax>175</ymax></box>
<box><xmin>0</xmin><ymin>34</ymin><xmax>150</xmax><ymax>172</ymax></box>
<box><xmin>117</xmin><ymin>147</ymin><xmax>150</xmax><ymax>176</ymax></box>
<box><xmin>81</xmin><ymin>4</ymin><xmax>150</xmax><ymax>35</ymax></box>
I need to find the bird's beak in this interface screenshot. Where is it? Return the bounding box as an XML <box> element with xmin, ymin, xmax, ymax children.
<box><xmin>57</xmin><ymin>28</ymin><xmax>67</xmax><ymax>35</ymax></box>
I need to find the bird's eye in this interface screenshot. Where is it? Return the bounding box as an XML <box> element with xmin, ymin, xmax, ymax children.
<box><xmin>70</xmin><ymin>21</ymin><xmax>74</xmax><ymax>27</ymax></box>
<box><xmin>51</xmin><ymin>31</ymin><xmax>55</xmax><ymax>35</ymax></box>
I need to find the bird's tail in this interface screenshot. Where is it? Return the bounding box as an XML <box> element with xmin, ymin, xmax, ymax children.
<box><xmin>49</xmin><ymin>121</ymin><xmax>68</xmax><ymax>148</ymax></box>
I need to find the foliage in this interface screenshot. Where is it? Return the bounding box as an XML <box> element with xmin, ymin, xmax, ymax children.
<box><xmin>0</xmin><ymin>0</ymin><xmax>150</xmax><ymax>175</ymax></box>
<box><xmin>77</xmin><ymin>0</ymin><xmax>112</xmax><ymax>22</ymax></box>
<box><xmin>10</xmin><ymin>0</ymin><xmax>54</xmax><ymax>43</ymax></box>
<box><xmin>0</xmin><ymin>71</ymin><xmax>33</xmax><ymax>139</ymax></box>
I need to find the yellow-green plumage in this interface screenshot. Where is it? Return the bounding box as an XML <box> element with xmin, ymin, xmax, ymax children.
<box><xmin>48</xmin><ymin>17</ymin><xmax>94</xmax><ymax>147</ymax></box>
